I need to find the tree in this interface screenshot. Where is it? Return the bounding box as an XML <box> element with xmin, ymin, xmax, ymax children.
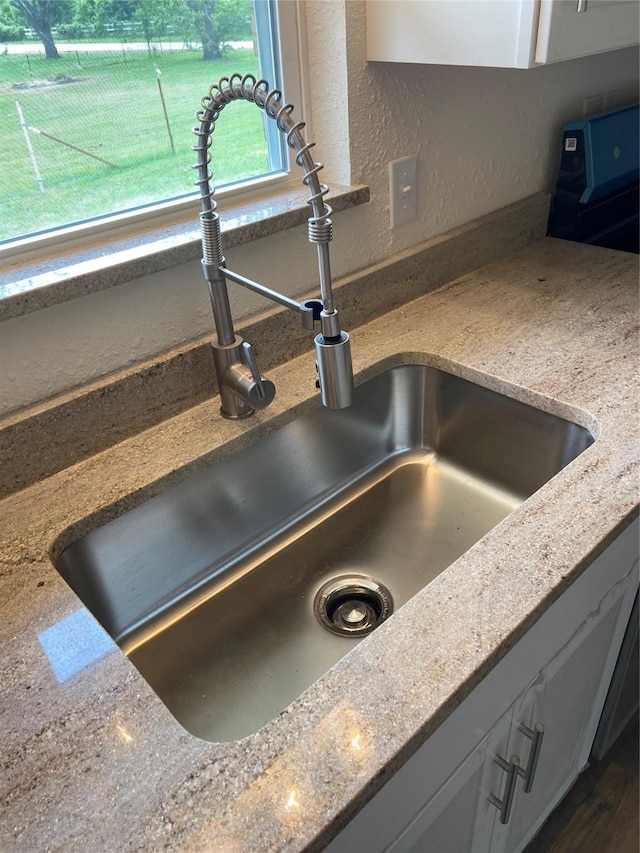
<box><xmin>0</xmin><ymin>1</ymin><xmax>25</xmax><ymax>40</ymax></box>
<box><xmin>133</xmin><ymin>0</ymin><xmax>189</xmax><ymax>54</ymax></box>
<box><xmin>212</xmin><ymin>0</ymin><xmax>250</xmax><ymax>49</ymax></box>
<box><xmin>11</xmin><ymin>0</ymin><xmax>60</xmax><ymax>58</ymax></box>
<box><xmin>68</xmin><ymin>0</ymin><xmax>110</xmax><ymax>36</ymax></box>
<box><xmin>185</xmin><ymin>0</ymin><xmax>251</xmax><ymax>62</ymax></box>
<box><xmin>185</xmin><ymin>0</ymin><xmax>220</xmax><ymax>61</ymax></box>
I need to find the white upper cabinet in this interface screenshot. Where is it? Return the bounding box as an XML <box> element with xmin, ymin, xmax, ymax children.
<box><xmin>366</xmin><ymin>0</ymin><xmax>640</xmax><ymax>68</ymax></box>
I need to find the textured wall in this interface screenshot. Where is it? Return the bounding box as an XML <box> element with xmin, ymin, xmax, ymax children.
<box><xmin>2</xmin><ymin>1</ymin><xmax>638</xmax><ymax>415</ymax></box>
<box><xmin>340</xmin><ymin>0</ymin><xmax>638</xmax><ymax>264</ymax></box>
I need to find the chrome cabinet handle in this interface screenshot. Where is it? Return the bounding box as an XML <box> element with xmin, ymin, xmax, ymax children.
<box><xmin>489</xmin><ymin>755</ymin><xmax>520</xmax><ymax>824</ymax></box>
<box><xmin>577</xmin><ymin>0</ymin><xmax>588</xmax><ymax>11</ymax></box>
<box><xmin>518</xmin><ymin>722</ymin><xmax>545</xmax><ymax>793</ymax></box>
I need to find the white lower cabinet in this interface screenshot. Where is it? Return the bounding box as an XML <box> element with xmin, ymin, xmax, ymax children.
<box><xmin>494</xmin><ymin>581</ymin><xmax>629</xmax><ymax>853</ymax></box>
<box><xmin>325</xmin><ymin>518</ymin><xmax>639</xmax><ymax>853</ymax></box>
<box><xmin>392</xmin><ymin>711</ymin><xmax>511</xmax><ymax>853</ymax></box>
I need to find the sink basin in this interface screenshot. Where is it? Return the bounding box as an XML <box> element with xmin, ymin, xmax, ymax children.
<box><xmin>55</xmin><ymin>364</ymin><xmax>594</xmax><ymax>741</ymax></box>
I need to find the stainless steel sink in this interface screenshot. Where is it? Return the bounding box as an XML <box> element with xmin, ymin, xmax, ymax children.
<box><xmin>55</xmin><ymin>364</ymin><xmax>594</xmax><ymax>742</ymax></box>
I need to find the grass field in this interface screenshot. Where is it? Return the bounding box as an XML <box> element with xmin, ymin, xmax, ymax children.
<box><xmin>0</xmin><ymin>47</ymin><xmax>269</xmax><ymax>242</ymax></box>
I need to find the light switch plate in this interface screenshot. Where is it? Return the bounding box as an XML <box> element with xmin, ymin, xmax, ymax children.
<box><xmin>389</xmin><ymin>154</ymin><xmax>418</xmax><ymax>228</ymax></box>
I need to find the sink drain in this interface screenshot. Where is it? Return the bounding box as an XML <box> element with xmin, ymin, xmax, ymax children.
<box><xmin>314</xmin><ymin>575</ymin><xmax>393</xmax><ymax>637</ymax></box>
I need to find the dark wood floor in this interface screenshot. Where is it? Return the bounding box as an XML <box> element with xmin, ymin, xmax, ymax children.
<box><xmin>525</xmin><ymin>715</ymin><xmax>639</xmax><ymax>853</ymax></box>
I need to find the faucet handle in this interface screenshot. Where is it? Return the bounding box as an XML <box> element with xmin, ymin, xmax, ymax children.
<box><xmin>212</xmin><ymin>337</ymin><xmax>275</xmax><ymax>418</ymax></box>
<box><xmin>238</xmin><ymin>341</ymin><xmax>275</xmax><ymax>410</ymax></box>
<box><xmin>242</xmin><ymin>342</ymin><xmax>266</xmax><ymax>400</ymax></box>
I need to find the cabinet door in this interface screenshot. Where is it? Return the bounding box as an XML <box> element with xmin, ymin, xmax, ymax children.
<box><xmin>494</xmin><ymin>567</ymin><xmax>639</xmax><ymax>852</ymax></box>
<box><xmin>366</xmin><ymin>1</ymin><xmax>539</xmax><ymax>68</ymax></box>
<box><xmin>366</xmin><ymin>0</ymin><xmax>639</xmax><ymax>67</ymax></box>
<box><xmin>388</xmin><ymin>711</ymin><xmax>514</xmax><ymax>853</ymax></box>
<box><xmin>536</xmin><ymin>0</ymin><xmax>640</xmax><ymax>63</ymax></box>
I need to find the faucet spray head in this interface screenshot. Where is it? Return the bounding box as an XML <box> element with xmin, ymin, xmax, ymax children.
<box><xmin>315</xmin><ymin>331</ymin><xmax>353</xmax><ymax>409</ymax></box>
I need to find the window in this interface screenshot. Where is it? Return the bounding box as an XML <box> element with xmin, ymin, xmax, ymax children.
<box><xmin>0</xmin><ymin>0</ymin><xmax>299</xmax><ymax>251</ymax></box>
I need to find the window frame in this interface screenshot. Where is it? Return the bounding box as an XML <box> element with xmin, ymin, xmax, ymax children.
<box><xmin>0</xmin><ymin>0</ymin><xmax>307</xmax><ymax>268</ymax></box>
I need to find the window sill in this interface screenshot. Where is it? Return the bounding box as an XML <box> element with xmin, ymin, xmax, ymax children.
<box><xmin>0</xmin><ymin>183</ymin><xmax>369</xmax><ymax>323</ymax></box>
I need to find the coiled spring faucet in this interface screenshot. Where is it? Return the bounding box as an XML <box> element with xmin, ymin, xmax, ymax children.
<box><xmin>193</xmin><ymin>73</ymin><xmax>354</xmax><ymax>419</ymax></box>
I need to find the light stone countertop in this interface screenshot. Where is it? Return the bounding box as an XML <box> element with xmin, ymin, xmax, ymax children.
<box><xmin>1</xmin><ymin>236</ymin><xmax>638</xmax><ymax>852</ymax></box>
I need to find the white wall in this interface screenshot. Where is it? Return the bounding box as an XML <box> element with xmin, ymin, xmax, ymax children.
<box><xmin>1</xmin><ymin>0</ymin><xmax>638</xmax><ymax>415</ymax></box>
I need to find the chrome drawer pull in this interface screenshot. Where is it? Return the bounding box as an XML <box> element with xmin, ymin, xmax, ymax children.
<box><xmin>518</xmin><ymin>722</ymin><xmax>545</xmax><ymax>793</ymax></box>
<box><xmin>489</xmin><ymin>754</ymin><xmax>520</xmax><ymax>824</ymax></box>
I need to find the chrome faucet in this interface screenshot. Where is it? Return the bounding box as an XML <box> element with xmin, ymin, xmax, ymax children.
<box><xmin>192</xmin><ymin>73</ymin><xmax>354</xmax><ymax>419</ymax></box>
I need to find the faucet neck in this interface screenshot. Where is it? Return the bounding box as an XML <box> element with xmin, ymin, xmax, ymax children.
<box><xmin>192</xmin><ymin>72</ymin><xmax>335</xmax><ymax>311</ymax></box>
<box><xmin>192</xmin><ymin>73</ymin><xmax>353</xmax><ymax>417</ymax></box>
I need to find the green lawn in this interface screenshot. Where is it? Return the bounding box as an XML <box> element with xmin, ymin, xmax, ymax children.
<box><xmin>0</xmin><ymin>47</ymin><xmax>269</xmax><ymax>242</ymax></box>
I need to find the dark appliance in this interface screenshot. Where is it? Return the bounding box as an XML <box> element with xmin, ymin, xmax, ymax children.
<box><xmin>548</xmin><ymin>103</ymin><xmax>639</xmax><ymax>254</ymax></box>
